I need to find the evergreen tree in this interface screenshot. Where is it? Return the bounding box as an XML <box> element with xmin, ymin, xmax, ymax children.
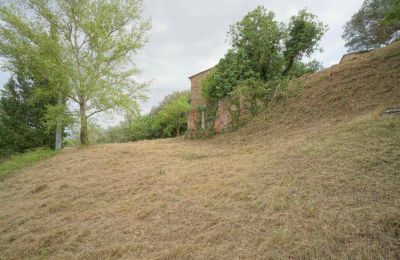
<box><xmin>0</xmin><ymin>75</ymin><xmax>57</xmax><ymax>158</ymax></box>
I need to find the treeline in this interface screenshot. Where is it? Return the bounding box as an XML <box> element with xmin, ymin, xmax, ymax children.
<box><xmin>72</xmin><ymin>91</ymin><xmax>191</xmax><ymax>144</ymax></box>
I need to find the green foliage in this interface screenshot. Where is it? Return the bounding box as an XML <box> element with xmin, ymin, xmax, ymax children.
<box><xmin>283</xmin><ymin>10</ymin><xmax>327</xmax><ymax>76</ymax></box>
<box><xmin>105</xmin><ymin>90</ymin><xmax>191</xmax><ymax>143</ymax></box>
<box><xmin>104</xmin><ymin>125</ymin><xmax>127</xmax><ymax>143</ymax></box>
<box><xmin>0</xmin><ymin>149</ymin><xmax>57</xmax><ymax>181</ymax></box>
<box><xmin>228</xmin><ymin>7</ymin><xmax>282</xmax><ymax>82</ymax></box>
<box><xmin>0</xmin><ymin>5</ymin><xmax>71</xmax><ymax>139</ymax></box>
<box><xmin>65</xmin><ymin>120</ymin><xmax>122</xmax><ymax>146</ymax></box>
<box><xmin>384</xmin><ymin>0</ymin><xmax>400</xmax><ymax>23</ymax></box>
<box><xmin>201</xmin><ymin>70</ymin><xmax>218</xmax><ymax>99</ymax></box>
<box><xmin>231</xmin><ymin>79</ymin><xmax>267</xmax><ymax>116</ymax></box>
<box><xmin>157</xmin><ymin>91</ymin><xmax>191</xmax><ymax>136</ymax></box>
<box><xmin>267</xmin><ymin>79</ymin><xmax>291</xmax><ymax>104</ymax></box>
<box><xmin>202</xmin><ymin>7</ymin><xmax>326</xmax><ymax>100</ymax></box>
<box><xmin>343</xmin><ymin>0</ymin><xmax>400</xmax><ymax>51</ymax></box>
<box><xmin>0</xmin><ymin>75</ymin><xmax>59</xmax><ymax>158</ymax></box>
<box><xmin>201</xmin><ymin>50</ymin><xmax>261</xmax><ymax>99</ymax></box>
<box><xmin>42</xmin><ymin>102</ymin><xmax>74</xmax><ymax>132</ymax></box>
<box><xmin>0</xmin><ymin>0</ymin><xmax>151</xmax><ymax>145</ymax></box>
<box><xmin>124</xmin><ymin>115</ymin><xmax>162</xmax><ymax>141</ymax></box>
<box><xmin>287</xmin><ymin>60</ymin><xmax>323</xmax><ymax>78</ymax></box>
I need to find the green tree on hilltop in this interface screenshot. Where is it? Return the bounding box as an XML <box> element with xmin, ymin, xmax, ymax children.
<box><xmin>343</xmin><ymin>0</ymin><xmax>400</xmax><ymax>51</ymax></box>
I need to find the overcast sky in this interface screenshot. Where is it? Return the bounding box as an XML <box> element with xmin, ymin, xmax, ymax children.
<box><xmin>0</xmin><ymin>0</ymin><xmax>364</xmax><ymax>126</ymax></box>
<box><xmin>134</xmin><ymin>0</ymin><xmax>364</xmax><ymax>114</ymax></box>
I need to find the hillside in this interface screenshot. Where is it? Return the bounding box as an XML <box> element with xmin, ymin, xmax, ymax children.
<box><xmin>0</xmin><ymin>43</ymin><xmax>399</xmax><ymax>259</ymax></box>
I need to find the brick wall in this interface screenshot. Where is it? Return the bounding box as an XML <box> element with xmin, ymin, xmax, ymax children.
<box><xmin>189</xmin><ymin>69</ymin><xmax>212</xmax><ymax>107</ymax></box>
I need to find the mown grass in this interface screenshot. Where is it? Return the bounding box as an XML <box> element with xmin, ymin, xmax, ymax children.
<box><xmin>1</xmin><ymin>115</ymin><xmax>399</xmax><ymax>259</ymax></box>
<box><xmin>0</xmin><ymin>149</ymin><xmax>57</xmax><ymax>181</ymax></box>
<box><xmin>0</xmin><ymin>42</ymin><xmax>399</xmax><ymax>259</ymax></box>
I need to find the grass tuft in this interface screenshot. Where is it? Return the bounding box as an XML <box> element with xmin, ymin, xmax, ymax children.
<box><xmin>0</xmin><ymin>149</ymin><xmax>57</xmax><ymax>181</ymax></box>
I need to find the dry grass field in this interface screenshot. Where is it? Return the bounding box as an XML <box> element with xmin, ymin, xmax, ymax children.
<box><xmin>0</xmin><ymin>43</ymin><xmax>400</xmax><ymax>259</ymax></box>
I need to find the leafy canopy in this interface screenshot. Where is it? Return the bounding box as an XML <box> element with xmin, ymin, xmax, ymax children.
<box><xmin>343</xmin><ymin>0</ymin><xmax>400</xmax><ymax>51</ymax></box>
<box><xmin>202</xmin><ymin>6</ymin><xmax>327</xmax><ymax>99</ymax></box>
<box><xmin>228</xmin><ymin>7</ymin><xmax>282</xmax><ymax>82</ymax></box>
<box><xmin>283</xmin><ymin>10</ymin><xmax>326</xmax><ymax>76</ymax></box>
<box><xmin>384</xmin><ymin>0</ymin><xmax>400</xmax><ymax>26</ymax></box>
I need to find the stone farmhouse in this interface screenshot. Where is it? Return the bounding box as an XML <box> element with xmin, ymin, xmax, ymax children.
<box><xmin>186</xmin><ymin>50</ymin><xmax>375</xmax><ymax>137</ymax></box>
<box><xmin>186</xmin><ymin>67</ymin><xmax>238</xmax><ymax>137</ymax></box>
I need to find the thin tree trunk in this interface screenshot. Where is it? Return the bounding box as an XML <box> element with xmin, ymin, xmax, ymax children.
<box><xmin>176</xmin><ymin>121</ymin><xmax>180</xmax><ymax>136</ymax></box>
<box><xmin>55</xmin><ymin>121</ymin><xmax>62</xmax><ymax>150</ymax></box>
<box><xmin>55</xmin><ymin>94</ymin><xmax>62</xmax><ymax>150</ymax></box>
<box><xmin>80</xmin><ymin>103</ymin><xmax>89</xmax><ymax>146</ymax></box>
<box><xmin>282</xmin><ymin>57</ymin><xmax>294</xmax><ymax>77</ymax></box>
<box><xmin>176</xmin><ymin>115</ymin><xmax>181</xmax><ymax>136</ymax></box>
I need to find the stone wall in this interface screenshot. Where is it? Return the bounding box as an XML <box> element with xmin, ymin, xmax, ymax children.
<box><xmin>187</xmin><ymin>68</ymin><xmax>213</xmax><ymax>135</ymax></box>
<box><xmin>189</xmin><ymin>68</ymin><xmax>213</xmax><ymax>108</ymax></box>
<box><xmin>214</xmin><ymin>97</ymin><xmax>231</xmax><ymax>133</ymax></box>
<box><xmin>186</xmin><ymin>67</ymin><xmax>265</xmax><ymax>137</ymax></box>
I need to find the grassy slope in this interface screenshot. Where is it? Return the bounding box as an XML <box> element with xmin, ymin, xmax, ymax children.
<box><xmin>0</xmin><ymin>149</ymin><xmax>57</xmax><ymax>181</ymax></box>
<box><xmin>0</xmin><ymin>43</ymin><xmax>399</xmax><ymax>259</ymax></box>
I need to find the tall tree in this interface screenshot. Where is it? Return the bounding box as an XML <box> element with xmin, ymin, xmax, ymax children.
<box><xmin>0</xmin><ymin>74</ymin><xmax>57</xmax><ymax>157</ymax></box>
<box><xmin>0</xmin><ymin>0</ymin><xmax>151</xmax><ymax>146</ymax></box>
<box><xmin>343</xmin><ymin>0</ymin><xmax>400</xmax><ymax>51</ymax></box>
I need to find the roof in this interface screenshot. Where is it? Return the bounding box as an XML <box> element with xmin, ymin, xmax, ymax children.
<box><xmin>188</xmin><ymin>67</ymin><xmax>215</xmax><ymax>79</ymax></box>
